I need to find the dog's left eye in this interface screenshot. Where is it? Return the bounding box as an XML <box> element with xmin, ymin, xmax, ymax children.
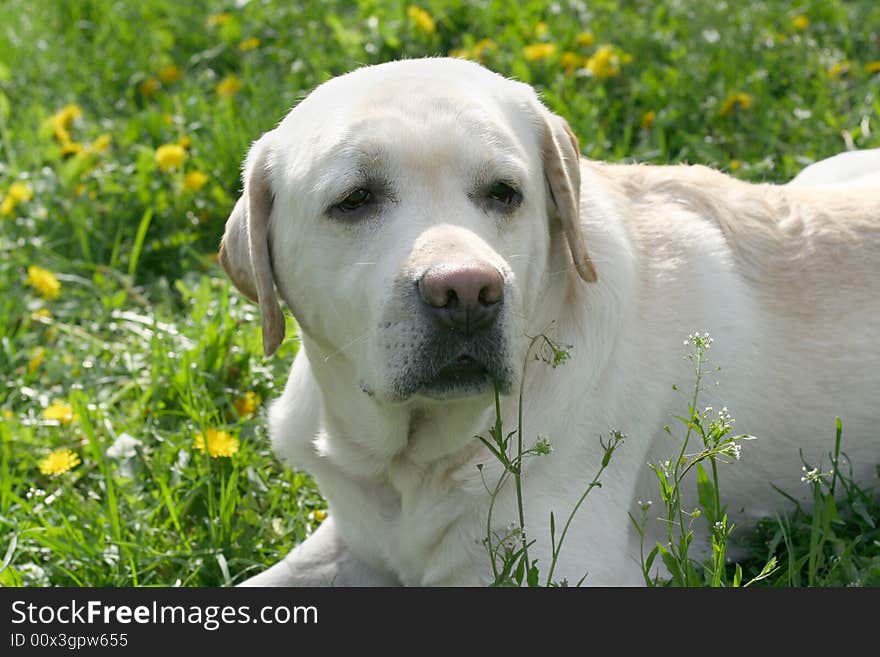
<box><xmin>335</xmin><ymin>188</ymin><xmax>374</xmax><ymax>213</ymax></box>
<box><xmin>486</xmin><ymin>181</ymin><xmax>523</xmax><ymax>208</ymax></box>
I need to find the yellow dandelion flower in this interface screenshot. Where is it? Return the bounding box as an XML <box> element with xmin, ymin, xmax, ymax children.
<box><xmin>450</xmin><ymin>39</ymin><xmax>496</xmax><ymax>62</ymax></box>
<box><xmin>560</xmin><ymin>51</ymin><xmax>583</xmax><ymax>73</ymax></box>
<box><xmin>1</xmin><ymin>182</ymin><xmax>32</xmax><ymax>216</ymax></box>
<box><xmin>194</xmin><ymin>428</ymin><xmax>240</xmax><ymax>458</ymax></box>
<box><xmin>792</xmin><ymin>15</ymin><xmax>809</xmax><ymax>31</ymax></box>
<box><xmin>312</xmin><ymin>509</ymin><xmax>327</xmax><ymax>523</ymax></box>
<box><xmin>534</xmin><ymin>22</ymin><xmax>548</xmax><ymax>37</ymax></box>
<box><xmin>2</xmin><ymin>410</ymin><xmax>13</xmax><ymax>420</ymax></box>
<box><xmin>60</xmin><ymin>141</ymin><xmax>84</xmax><ymax>157</ymax></box>
<box><xmin>155</xmin><ymin>143</ymin><xmax>186</xmax><ymax>171</ymax></box>
<box><xmin>32</xmin><ymin>308</ymin><xmax>52</xmax><ymax>320</ymax></box>
<box><xmin>216</xmin><ymin>74</ymin><xmax>243</xmax><ymax>98</ymax></box>
<box><xmin>28</xmin><ymin>347</ymin><xmax>46</xmax><ymax>374</ymax></box>
<box><xmin>729</xmin><ymin>159</ymin><xmax>742</xmax><ymax>171</ymax></box>
<box><xmin>641</xmin><ymin>110</ymin><xmax>656</xmax><ymax>130</ymax></box>
<box><xmin>734</xmin><ymin>93</ymin><xmax>752</xmax><ymax>110</ymax></box>
<box><xmin>585</xmin><ymin>45</ymin><xmax>621</xmax><ymax>79</ymax></box>
<box><xmin>56</xmin><ymin>105</ymin><xmax>82</xmax><ymax>125</ymax></box>
<box><xmin>207</xmin><ymin>13</ymin><xmax>232</xmax><ymax>28</ymax></box>
<box><xmin>407</xmin><ymin>6</ymin><xmax>436</xmax><ymax>35</ymax></box>
<box><xmin>576</xmin><ymin>31</ymin><xmax>595</xmax><ymax>47</ymax></box>
<box><xmin>39</xmin><ymin>448</ymin><xmax>81</xmax><ymax>476</ymax></box>
<box><xmin>719</xmin><ymin>92</ymin><xmax>753</xmax><ymax>117</ymax></box>
<box><xmin>178</xmin><ymin>136</ymin><xmax>192</xmax><ymax>149</ymax></box>
<box><xmin>183</xmin><ymin>170</ymin><xmax>209</xmax><ymax>192</ymax></box>
<box><xmin>239</xmin><ymin>37</ymin><xmax>260</xmax><ymax>51</ymax></box>
<box><xmin>48</xmin><ymin>105</ymin><xmax>82</xmax><ymax>139</ymax></box>
<box><xmin>473</xmin><ymin>39</ymin><xmax>496</xmax><ymax>55</ymax></box>
<box><xmin>89</xmin><ymin>134</ymin><xmax>112</xmax><ymax>154</ymax></box>
<box><xmin>866</xmin><ymin>62</ymin><xmax>880</xmax><ymax>75</ymax></box>
<box><xmin>523</xmin><ymin>42</ymin><xmax>557</xmax><ymax>61</ymax></box>
<box><xmin>828</xmin><ymin>61</ymin><xmax>850</xmax><ymax>80</ymax></box>
<box><xmin>53</xmin><ymin>127</ymin><xmax>73</xmax><ymax>148</ymax></box>
<box><xmin>158</xmin><ymin>64</ymin><xmax>182</xmax><ymax>83</ymax></box>
<box><xmin>42</xmin><ymin>400</ymin><xmax>76</xmax><ymax>424</ymax></box>
<box><xmin>25</xmin><ymin>265</ymin><xmax>61</xmax><ymax>300</ymax></box>
<box><xmin>139</xmin><ymin>76</ymin><xmax>160</xmax><ymax>97</ymax></box>
<box><xmin>9</xmin><ymin>182</ymin><xmax>33</xmax><ymax>203</ymax></box>
<box><xmin>0</xmin><ymin>195</ymin><xmax>15</xmax><ymax>216</ymax></box>
<box><xmin>233</xmin><ymin>391</ymin><xmax>262</xmax><ymax>417</ymax></box>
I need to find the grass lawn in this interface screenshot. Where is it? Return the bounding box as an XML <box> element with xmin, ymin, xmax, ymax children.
<box><xmin>1</xmin><ymin>0</ymin><xmax>878</xmax><ymax>586</ymax></box>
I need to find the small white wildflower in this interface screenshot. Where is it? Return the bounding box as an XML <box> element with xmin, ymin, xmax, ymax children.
<box><xmin>713</xmin><ymin>521</ymin><xmax>724</xmax><ymax>532</ymax></box>
<box><xmin>18</xmin><ymin>563</ymin><xmax>49</xmax><ymax>586</ymax></box>
<box><xmin>106</xmin><ymin>432</ymin><xmax>142</xmax><ymax>459</ymax></box>
<box><xmin>102</xmin><ymin>544</ymin><xmax>120</xmax><ymax>567</ymax></box>
<box><xmin>801</xmin><ymin>466</ymin><xmax>820</xmax><ymax>484</ymax></box>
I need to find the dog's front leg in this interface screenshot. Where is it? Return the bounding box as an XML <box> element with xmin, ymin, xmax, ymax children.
<box><xmin>238</xmin><ymin>517</ymin><xmax>400</xmax><ymax>587</ymax></box>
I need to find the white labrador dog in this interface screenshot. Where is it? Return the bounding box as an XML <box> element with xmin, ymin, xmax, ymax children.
<box><xmin>221</xmin><ymin>58</ymin><xmax>880</xmax><ymax>586</ymax></box>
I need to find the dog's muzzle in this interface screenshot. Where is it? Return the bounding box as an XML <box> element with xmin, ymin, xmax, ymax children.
<box><xmin>399</xmin><ymin>264</ymin><xmax>511</xmax><ymax>400</ymax></box>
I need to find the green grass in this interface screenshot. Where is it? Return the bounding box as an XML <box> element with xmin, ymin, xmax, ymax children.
<box><xmin>0</xmin><ymin>0</ymin><xmax>878</xmax><ymax>586</ymax></box>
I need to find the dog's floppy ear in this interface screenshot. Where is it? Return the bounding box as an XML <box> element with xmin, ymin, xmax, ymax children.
<box><xmin>218</xmin><ymin>134</ymin><xmax>286</xmax><ymax>356</ymax></box>
<box><xmin>539</xmin><ymin>111</ymin><xmax>598</xmax><ymax>283</ymax></box>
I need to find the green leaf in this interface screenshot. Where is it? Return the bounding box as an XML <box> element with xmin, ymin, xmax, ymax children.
<box><xmin>695</xmin><ymin>462</ymin><xmax>717</xmax><ymax>526</ymax></box>
<box><xmin>0</xmin><ymin>533</ymin><xmax>17</xmax><ymax>574</ymax></box>
<box><xmin>745</xmin><ymin>557</ymin><xmax>779</xmax><ymax>587</ymax></box>
<box><xmin>477</xmin><ymin>435</ymin><xmax>505</xmax><ymax>464</ymax></box>
<box><xmin>645</xmin><ymin>545</ymin><xmax>659</xmax><ymax>575</ymax></box>
<box><xmin>0</xmin><ymin>565</ymin><xmax>22</xmax><ymax>587</ymax></box>
<box><xmin>821</xmin><ymin>494</ymin><xmax>839</xmax><ymax>536</ymax></box>
<box><xmin>515</xmin><ymin>554</ymin><xmax>526</xmax><ymax>585</ymax></box>
<box><xmin>658</xmin><ymin>544</ymin><xmax>682</xmax><ymax>586</ymax></box>
<box><xmin>527</xmin><ymin>562</ymin><xmax>540</xmax><ymax>587</ymax></box>
<box><xmin>733</xmin><ymin>564</ymin><xmax>742</xmax><ymax>587</ymax></box>
<box><xmin>128</xmin><ymin>207</ymin><xmax>154</xmax><ymax>280</ymax></box>
<box><xmin>851</xmin><ymin>499</ymin><xmax>876</xmax><ymax>529</ymax></box>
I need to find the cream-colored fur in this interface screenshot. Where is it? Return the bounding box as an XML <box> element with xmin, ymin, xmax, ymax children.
<box><xmin>225</xmin><ymin>58</ymin><xmax>880</xmax><ymax>586</ymax></box>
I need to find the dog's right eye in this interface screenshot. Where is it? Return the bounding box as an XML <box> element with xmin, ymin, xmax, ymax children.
<box><xmin>334</xmin><ymin>188</ymin><xmax>373</xmax><ymax>213</ymax></box>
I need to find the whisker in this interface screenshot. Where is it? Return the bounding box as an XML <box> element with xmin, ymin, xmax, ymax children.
<box><xmin>321</xmin><ymin>326</ymin><xmax>379</xmax><ymax>363</ymax></box>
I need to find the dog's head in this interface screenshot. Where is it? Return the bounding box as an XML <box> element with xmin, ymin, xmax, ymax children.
<box><xmin>220</xmin><ymin>58</ymin><xmax>597</xmax><ymax>404</ymax></box>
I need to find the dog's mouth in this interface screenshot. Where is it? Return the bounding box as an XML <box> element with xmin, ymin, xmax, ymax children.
<box><xmin>413</xmin><ymin>347</ymin><xmax>512</xmax><ymax>400</ymax></box>
<box><xmin>384</xmin><ymin>317</ymin><xmax>514</xmax><ymax>402</ymax></box>
<box><xmin>420</xmin><ymin>354</ymin><xmax>490</xmax><ymax>396</ymax></box>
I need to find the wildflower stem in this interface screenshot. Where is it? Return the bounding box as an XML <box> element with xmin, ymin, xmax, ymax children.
<box><xmin>668</xmin><ymin>346</ymin><xmax>704</xmax><ymax>581</ymax></box>
<box><xmin>513</xmin><ymin>340</ymin><xmax>535</xmax><ymax>570</ymax></box>
<box><xmin>545</xmin><ymin>438</ymin><xmax>619</xmax><ymax>586</ymax></box>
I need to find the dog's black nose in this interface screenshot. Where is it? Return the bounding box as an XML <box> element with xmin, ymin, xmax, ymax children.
<box><xmin>418</xmin><ymin>264</ymin><xmax>503</xmax><ymax>335</ymax></box>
